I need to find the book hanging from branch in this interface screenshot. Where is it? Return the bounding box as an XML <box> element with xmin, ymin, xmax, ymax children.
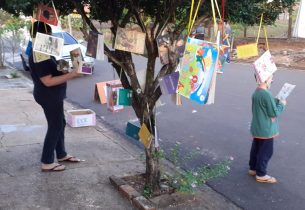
<box><xmin>86</xmin><ymin>31</ymin><xmax>104</xmax><ymax>60</ymax></box>
<box><xmin>156</xmin><ymin>34</ymin><xmax>170</xmax><ymax>65</ymax></box>
<box><xmin>236</xmin><ymin>43</ymin><xmax>258</xmax><ymax>59</ymax></box>
<box><xmin>33</xmin><ymin>32</ymin><xmax>64</xmax><ymax>57</ymax></box>
<box><xmin>178</xmin><ymin>37</ymin><xmax>219</xmax><ymax>105</ymax></box>
<box><xmin>114</xmin><ymin>27</ymin><xmax>146</xmax><ymax>54</ymax></box>
<box><xmin>36</xmin><ymin>3</ymin><xmax>60</xmax><ymax>26</ymax></box>
<box><xmin>138</xmin><ymin>123</ymin><xmax>153</xmax><ymax>149</ymax></box>
<box><xmin>158</xmin><ymin>71</ymin><xmax>179</xmax><ymax>95</ymax></box>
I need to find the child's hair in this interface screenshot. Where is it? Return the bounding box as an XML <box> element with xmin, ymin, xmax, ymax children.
<box><xmin>30</xmin><ymin>21</ymin><xmax>52</xmax><ymax>38</ymax></box>
<box><xmin>254</xmin><ymin>73</ymin><xmax>261</xmax><ymax>85</ymax></box>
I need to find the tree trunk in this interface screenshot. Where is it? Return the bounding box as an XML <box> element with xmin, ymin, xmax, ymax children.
<box><xmin>143</xmin><ymin>113</ymin><xmax>161</xmax><ymax>195</ymax></box>
<box><xmin>288</xmin><ymin>7</ymin><xmax>293</xmax><ymax>39</ymax></box>
<box><xmin>0</xmin><ymin>38</ymin><xmax>4</xmax><ymax>67</ymax></box>
<box><xmin>243</xmin><ymin>26</ymin><xmax>247</xmax><ymax>38</ymax></box>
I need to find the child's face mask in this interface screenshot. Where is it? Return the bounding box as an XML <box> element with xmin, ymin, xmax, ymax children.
<box><xmin>266</xmin><ymin>75</ymin><xmax>274</xmax><ymax>89</ymax></box>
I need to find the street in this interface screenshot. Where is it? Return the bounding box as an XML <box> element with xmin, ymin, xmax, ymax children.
<box><xmin>11</xmin><ymin>55</ymin><xmax>305</xmax><ymax>210</ymax></box>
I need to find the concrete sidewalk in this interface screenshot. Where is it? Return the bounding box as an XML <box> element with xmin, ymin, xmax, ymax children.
<box><xmin>0</xmin><ymin>67</ymin><xmax>241</xmax><ymax>210</ymax></box>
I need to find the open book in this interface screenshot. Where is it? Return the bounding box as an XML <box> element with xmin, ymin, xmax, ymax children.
<box><xmin>276</xmin><ymin>83</ymin><xmax>296</xmax><ymax>101</ymax></box>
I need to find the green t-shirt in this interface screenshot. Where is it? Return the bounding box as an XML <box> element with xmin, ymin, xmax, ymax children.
<box><xmin>250</xmin><ymin>88</ymin><xmax>285</xmax><ymax>139</ymax></box>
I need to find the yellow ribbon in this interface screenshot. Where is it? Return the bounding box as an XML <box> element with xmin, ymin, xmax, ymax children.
<box><xmin>256</xmin><ymin>13</ymin><xmax>264</xmax><ymax>44</ymax></box>
<box><xmin>256</xmin><ymin>13</ymin><xmax>269</xmax><ymax>50</ymax></box>
<box><xmin>189</xmin><ymin>0</ymin><xmax>203</xmax><ymax>35</ymax></box>
<box><xmin>211</xmin><ymin>0</ymin><xmax>217</xmax><ymax>37</ymax></box>
<box><xmin>188</xmin><ymin>0</ymin><xmax>195</xmax><ymax>34</ymax></box>
<box><xmin>264</xmin><ymin>26</ymin><xmax>269</xmax><ymax>50</ymax></box>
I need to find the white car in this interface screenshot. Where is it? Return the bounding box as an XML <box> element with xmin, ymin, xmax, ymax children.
<box><xmin>20</xmin><ymin>27</ymin><xmax>95</xmax><ymax>71</ymax></box>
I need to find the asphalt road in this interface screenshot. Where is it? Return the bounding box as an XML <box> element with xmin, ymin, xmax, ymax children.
<box><xmin>13</xmin><ymin>54</ymin><xmax>305</xmax><ymax>210</ymax></box>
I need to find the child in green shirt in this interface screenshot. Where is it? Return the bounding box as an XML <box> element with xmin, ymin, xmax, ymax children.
<box><xmin>249</xmin><ymin>74</ymin><xmax>286</xmax><ymax>183</ymax></box>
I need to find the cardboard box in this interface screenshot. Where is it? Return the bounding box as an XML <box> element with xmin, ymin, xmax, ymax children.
<box><xmin>106</xmin><ymin>81</ymin><xmax>124</xmax><ymax>112</ymax></box>
<box><xmin>67</xmin><ymin>109</ymin><xmax>96</xmax><ymax>127</ymax></box>
<box><xmin>94</xmin><ymin>80</ymin><xmax>120</xmax><ymax>104</ymax></box>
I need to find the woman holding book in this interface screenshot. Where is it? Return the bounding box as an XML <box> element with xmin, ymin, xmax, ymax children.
<box><xmin>29</xmin><ymin>21</ymin><xmax>81</xmax><ymax>172</ymax></box>
<box><xmin>249</xmin><ymin>74</ymin><xmax>286</xmax><ymax>183</ymax></box>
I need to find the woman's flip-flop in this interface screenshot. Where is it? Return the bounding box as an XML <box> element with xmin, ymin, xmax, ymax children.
<box><xmin>41</xmin><ymin>164</ymin><xmax>65</xmax><ymax>172</ymax></box>
<box><xmin>58</xmin><ymin>156</ymin><xmax>81</xmax><ymax>163</ymax></box>
<box><xmin>256</xmin><ymin>175</ymin><xmax>277</xmax><ymax>184</ymax></box>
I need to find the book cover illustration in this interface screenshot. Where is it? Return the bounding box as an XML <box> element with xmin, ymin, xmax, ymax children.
<box><xmin>36</xmin><ymin>3</ymin><xmax>59</xmax><ymax>26</ymax></box>
<box><xmin>70</xmin><ymin>47</ymin><xmax>83</xmax><ymax>72</ymax></box>
<box><xmin>159</xmin><ymin>71</ymin><xmax>179</xmax><ymax>95</ymax></box>
<box><xmin>253</xmin><ymin>50</ymin><xmax>277</xmax><ymax>83</ymax></box>
<box><xmin>178</xmin><ymin>37</ymin><xmax>219</xmax><ymax>105</ymax></box>
<box><xmin>33</xmin><ymin>32</ymin><xmax>64</xmax><ymax>57</ymax></box>
<box><xmin>156</xmin><ymin>34</ymin><xmax>170</xmax><ymax>65</ymax></box>
<box><xmin>114</xmin><ymin>27</ymin><xmax>146</xmax><ymax>54</ymax></box>
<box><xmin>276</xmin><ymin>83</ymin><xmax>296</xmax><ymax>101</ymax></box>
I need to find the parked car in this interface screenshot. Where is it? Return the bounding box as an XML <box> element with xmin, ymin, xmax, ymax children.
<box><xmin>20</xmin><ymin>26</ymin><xmax>95</xmax><ymax>72</ymax></box>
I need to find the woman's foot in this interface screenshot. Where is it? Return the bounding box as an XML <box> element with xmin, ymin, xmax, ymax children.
<box><xmin>41</xmin><ymin>163</ymin><xmax>65</xmax><ymax>172</ymax></box>
<box><xmin>58</xmin><ymin>155</ymin><xmax>81</xmax><ymax>163</ymax></box>
<box><xmin>256</xmin><ymin>175</ymin><xmax>277</xmax><ymax>183</ymax></box>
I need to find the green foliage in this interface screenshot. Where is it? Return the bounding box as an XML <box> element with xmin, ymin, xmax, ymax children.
<box><xmin>60</xmin><ymin>15</ymin><xmax>83</xmax><ymax>31</ymax></box>
<box><xmin>166</xmin><ymin>143</ymin><xmax>232</xmax><ymax>194</ymax></box>
<box><xmin>152</xmin><ymin>149</ymin><xmax>165</xmax><ymax>160</ymax></box>
<box><xmin>9</xmin><ymin>71</ymin><xmax>18</xmax><ymax>78</ymax></box>
<box><xmin>0</xmin><ymin>0</ymin><xmax>298</xmax><ymax>27</ymax></box>
<box><xmin>170</xmin><ymin>160</ymin><xmax>231</xmax><ymax>194</ymax></box>
<box><xmin>143</xmin><ymin>185</ymin><xmax>153</xmax><ymax>198</ymax></box>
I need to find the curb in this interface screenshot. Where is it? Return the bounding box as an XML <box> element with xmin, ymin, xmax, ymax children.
<box><xmin>109</xmin><ymin>176</ymin><xmax>156</xmax><ymax>210</ymax></box>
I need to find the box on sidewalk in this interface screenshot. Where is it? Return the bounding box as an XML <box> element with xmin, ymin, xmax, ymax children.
<box><xmin>67</xmin><ymin>109</ymin><xmax>96</xmax><ymax>127</ymax></box>
<box><xmin>106</xmin><ymin>81</ymin><xmax>124</xmax><ymax>112</ymax></box>
<box><xmin>94</xmin><ymin>80</ymin><xmax>120</xmax><ymax>104</ymax></box>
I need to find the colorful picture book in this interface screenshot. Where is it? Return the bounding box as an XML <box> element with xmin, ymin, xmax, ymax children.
<box><xmin>86</xmin><ymin>31</ymin><xmax>104</xmax><ymax>60</ymax></box>
<box><xmin>253</xmin><ymin>50</ymin><xmax>277</xmax><ymax>83</ymax></box>
<box><xmin>178</xmin><ymin>37</ymin><xmax>219</xmax><ymax>105</ymax></box>
<box><xmin>156</xmin><ymin>34</ymin><xmax>170</xmax><ymax>64</ymax></box>
<box><xmin>114</xmin><ymin>27</ymin><xmax>146</xmax><ymax>54</ymax></box>
<box><xmin>159</xmin><ymin>71</ymin><xmax>179</xmax><ymax>95</ymax></box>
<box><xmin>36</xmin><ymin>3</ymin><xmax>59</xmax><ymax>26</ymax></box>
<box><xmin>276</xmin><ymin>83</ymin><xmax>296</xmax><ymax>101</ymax></box>
<box><xmin>33</xmin><ymin>32</ymin><xmax>64</xmax><ymax>57</ymax></box>
<box><xmin>236</xmin><ymin>43</ymin><xmax>258</xmax><ymax>59</ymax></box>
